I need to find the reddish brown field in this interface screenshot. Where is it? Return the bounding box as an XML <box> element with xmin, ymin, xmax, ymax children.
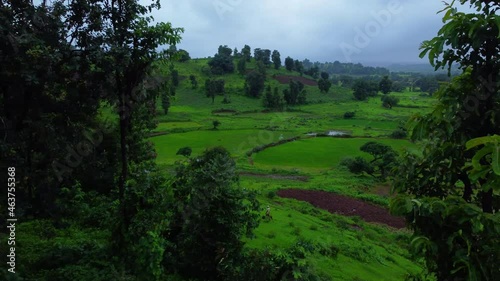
<box><xmin>277</xmin><ymin>189</ymin><xmax>405</xmax><ymax>229</ymax></box>
<box><xmin>274</xmin><ymin>75</ymin><xmax>318</xmax><ymax>86</ymax></box>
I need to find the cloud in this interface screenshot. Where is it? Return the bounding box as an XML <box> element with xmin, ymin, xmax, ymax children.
<box><xmin>149</xmin><ymin>0</ymin><xmax>473</xmax><ymax>65</ymax></box>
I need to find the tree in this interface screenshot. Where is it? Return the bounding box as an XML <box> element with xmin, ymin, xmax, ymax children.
<box><xmin>272</xmin><ymin>50</ymin><xmax>281</xmax><ymax>70</ymax></box>
<box><xmin>341</xmin><ymin>142</ymin><xmax>397</xmax><ymax>179</ymax></box>
<box><xmin>167</xmin><ymin>147</ymin><xmax>259</xmax><ymax>280</ymax></box>
<box><xmin>189</xmin><ymin>74</ymin><xmax>198</xmax><ymax>89</ymax></box>
<box><xmin>177</xmin><ymin>49</ymin><xmax>191</xmax><ymax>62</ymax></box>
<box><xmin>284</xmin><ymin>80</ymin><xmax>306</xmax><ymax>105</ymax></box>
<box><xmin>161</xmin><ymin>88</ymin><xmax>171</xmax><ymax>114</ymax></box>
<box><xmin>352</xmin><ymin>79</ymin><xmax>370</xmax><ymax>100</ymax></box>
<box><xmin>416</xmin><ymin>76</ymin><xmax>439</xmax><ymax>95</ymax></box>
<box><xmin>208</xmin><ymin>45</ymin><xmax>235</xmax><ymax>74</ymax></box>
<box><xmin>233</xmin><ymin>47</ymin><xmax>239</xmax><ymax>57</ymax></box>
<box><xmin>218</xmin><ymin>45</ymin><xmax>233</xmax><ymax>57</ymax></box>
<box><xmin>379</xmin><ymin>76</ymin><xmax>392</xmax><ymax>94</ymax></box>
<box><xmin>242</xmin><ymin>44</ymin><xmax>251</xmax><ymax>62</ymax></box>
<box><xmin>244</xmin><ymin>71</ymin><xmax>266</xmax><ymax>98</ymax></box>
<box><xmin>381</xmin><ymin>95</ymin><xmax>399</xmax><ymax>109</ymax></box>
<box><xmin>305</xmin><ymin>66</ymin><xmax>320</xmax><ymax>79</ymax></box>
<box><xmin>320</xmin><ymin>72</ymin><xmax>329</xmax><ymax>80</ymax></box>
<box><xmin>254</xmin><ymin>48</ymin><xmax>271</xmax><ymax>66</ymax></box>
<box><xmin>176</xmin><ymin>146</ymin><xmax>192</xmax><ymax>158</ymax></box>
<box><xmin>294</xmin><ymin>59</ymin><xmax>304</xmax><ymax>76</ymax></box>
<box><xmin>171</xmin><ymin>69</ymin><xmax>179</xmax><ymax>87</ymax></box>
<box><xmin>318</xmin><ymin>78</ymin><xmax>332</xmax><ymax>93</ymax></box>
<box><xmin>212</xmin><ymin>120</ymin><xmax>221</xmax><ymax>129</ymax></box>
<box><xmin>237</xmin><ymin>57</ymin><xmax>246</xmax><ymax>75</ymax></box>
<box><xmin>391</xmin><ymin>1</ymin><xmax>500</xmax><ymax>279</ymax></box>
<box><xmin>205</xmin><ymin>79</ymin><xmax>225</xmax><ymax>103</ymax></box>
<box><xmin>262</xmin><ymin>85</ymin><xmax>274</xmax><ymax>108</ymax></box>
<box><xmin>391</xmin><ymin>81</ymin><xmax>405</xmax><ymax>92</ymax></box>
<box><xmin>285</xmin><ymin>56</ymin><xmax>294</xmax><ymax>71</ymax></box>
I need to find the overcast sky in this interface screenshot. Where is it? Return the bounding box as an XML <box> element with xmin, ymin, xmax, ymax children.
<box><xmin>148</xmin><ymin>0</ymin><xmax>474</xmax><ymax>66</ymax></box>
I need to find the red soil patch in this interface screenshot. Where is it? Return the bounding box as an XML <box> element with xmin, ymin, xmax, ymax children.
<box><xmin>239</xmin><ymin>172</ymin><xmax>309</xmax><ymax>182</ymax></box>
<box><xmin>274</xmin><ymin>75</ymin><xmax>318</xmax><ymax>86</ymax></box>
<box><xmin>277</xmin><ymin>189</ymin><xmax>405</xmax><ymax>229</ymax></box>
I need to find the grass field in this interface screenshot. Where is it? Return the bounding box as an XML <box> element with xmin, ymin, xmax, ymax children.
<box><xmin>148</xmin><ymin>58</ymin><xmax>433</xmax><ymax>280</ymax></box>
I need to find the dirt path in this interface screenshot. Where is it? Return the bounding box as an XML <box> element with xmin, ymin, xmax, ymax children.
<box><xmin>277</xmin><ymin>189</ymin><xmax>405</xmax><ymax>229</ymax></box>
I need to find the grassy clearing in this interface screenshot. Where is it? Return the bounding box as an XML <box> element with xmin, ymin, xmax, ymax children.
<box><xmin>251</xmin><ymin>137</ymin><xmax>413</xmax><ymax>172</ymax></box>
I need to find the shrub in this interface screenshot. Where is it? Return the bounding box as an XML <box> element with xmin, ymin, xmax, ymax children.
<box><xmin>267</xmin><ymin>190</ymin><xmax>276</xmax><ymax>199</ymax></box>
<box><xmin>391</xmin><ymin>128</ymin><xmax>408</xmax><ymax>139</ymax></box>
<box><xmin>343</xmin><ymin>111</ymin><xmax>356</xmax><ymax>119</ymax></box>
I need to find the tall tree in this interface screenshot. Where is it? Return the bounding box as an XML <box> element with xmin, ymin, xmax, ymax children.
<box><xmin>167</xmin><ymin>147</ymin><xmax>259</xmax><ymax>280</ymax></box>
<box><xmin>237</xmin><ymin>57</ymin><xmax>247</xmax><ymax>75</ymax></box>
<box><xmin>391</xmin><ymin>1</ymin><xmax>500</xmax><ymax>279</ymax></box>
<box><xmin>379</xmin><ymin>76</ymin><xmax>392</xmax><ymax>95</ymax></box>
<box><xmin>242</xmin><ymin>44</ymin><xmax>251</xmax><ymax>62</ymax></box>
<box><xmin>272</xmin><ymin>50</ymin><xmax>281</xmax><ymax>70</ymax></box>
<box><xmin>285</xmin><ymin>56</ymin><xmax>294</xmax><ymax>71</ymax></box>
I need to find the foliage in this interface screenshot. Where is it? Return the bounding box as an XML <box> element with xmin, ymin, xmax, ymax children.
<box><xmin>392</xmin><ymin>1</ymin><xmax>500</xmax><ymax>279</ymax></box>
<box><xmin>379</xmin><ymin>76</ymin><xmax>393</xmax><ymax>95</ymax></box>
<box><xmin>285</xmin><ymin>56</ymin><xmax>295</xmax><ymax>71</ymax></box>
<box><xmin>212</xmin><ymin>120</ymin><xmax>221</xmax><ymax>129</ymax></box>
<box><xmin>294</xmin><ymin>60</ymin><xmax>304</xmax><ymax>76</ymax></box>
<box><xmin>341</xmin><ymin>142</ymin><xmax>397</xmax><ymax>179</ymax></box>
<box><xmin>189</xmin><ymin>74</ymin><xmax>198</xmax><ymax>89</ymax></box>
<box><xmin>161</xmin><ymin>88</ymin><xmax>171</xmax><ymax>114</ymax></box>
<box><xmin>176</xmin><ymin>146</ymin><xmax>192</xmax><ymax>158</ymax></box>
<box><xmin>220</xmin><ymin>240</ymin><xmax>326</xmax><ymax>281</ymax></box>
<box><xmin>242</xmin><ymin>44</ymin><xmax>252</xmax><ymax>62</ymax></box>
<box><xmin>390</xmin><ymin>128</ymin><xmax>408</xmax><ymax>139</ymax></box>
<box><xmin>166</xmin><ymin>147</ymin><xmax>260</xmax><ymax>280</ymax></box>
<box><xmin>284</xmin><ymin>80</ymin><xmax>307</xmax><ymax>106</ymax></box>
<box><xmin>237</xmin><ymin>57</ymin><xmax>247</xmax><ymax>75</ymax></box>
<box><xmin>208</xmin><ymin>45</ymin><xmax>235</xmax><ymax>74</ymax></box>
<box><xmin>254</xmin><ymin>48</ymin><xmax>272</xmax><ymax>66</ymax></box>
<box><xmin>352</xmin><ymin>79</ymin><xmax>377</xmax><ymax>100</ymax></box>
<box><xmin>344</xmin><ymin>111</ymin><xmax>356</xmax><ymax>119</ymax></box>
<box><xmin>272</xmin><ymin>50</ymin><xmax>281</xmax><ymax>70</ymax></box>
<box><xmin>244</xmin><ymin>70</ymin><xmax>266</xmax><ymax>98</ymax></box>
<box><xmin>205</xmin><ymin>79</ymin><xmax>225</xmax><ymax>103</ymax></box>
<box><xmin>381</xmin><ymin>95</ymin><xmax>399</xmax><ymax>109</ymax></box>
<box><xmin>318</xmin><ymin>78</ymin><xmax>332</xmax><ymax>93</ymax></box>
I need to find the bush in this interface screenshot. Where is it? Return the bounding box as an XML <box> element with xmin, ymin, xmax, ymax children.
<box><xmin>381</xmin><ymin>95</ymin><xmax>400</xmax><ymax>108</ymax></box>
<box><xmin>391</xmin><ymin>128</ymin><xmax>407</xmax><ymax>139</ymax></box>
<box><xmin>267</xmin><ymin>190</ymin><xmax>276</xmax><ymax>199</ymax></box>
<box><xmin>343</xmin><ymin>111</ymin><xmax>356</xmax><ymax>119</ymax></box>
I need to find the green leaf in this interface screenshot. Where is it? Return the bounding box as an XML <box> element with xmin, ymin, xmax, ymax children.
<box><xmin>492</xmin><ymin>143</ymin><xmax>500</xmax><ymax>175</ymax></box>
<box><xmin>466</xmin><ymin>135</ymin><xmax>500</xmax><ymax>150</ymax></box>
<box><xmin>471</xmin><ymin>146</ymin><xmax>491</xmax><ymax>170</ymax></box>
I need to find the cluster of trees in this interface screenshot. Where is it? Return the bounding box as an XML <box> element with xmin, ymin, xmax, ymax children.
<box><xmin>244</xmin><ymin>61</ymin><xmax>267</xmax><ymax>98</ymax></box>
<box><xmin>284</xmin><ymin>56</ymin><xmax>304</xmax><ymax>75</ymax></box>
<box><xmin>262</xmin><ymin>86</ymin><xmax>285</xmax><ymax>111</ymax></box>
<box><xmin>351</xmin><ymin>76</ymin><xmax>399</xmax><ymax>108</ymax></box>
<box><xmin>318</xmin><ymin>72</ymin><xmax>332</xmax><ymax>93</ymax></box>
<box><xmin>205</xmin><ymin>79</ymin><xmax>226</xmax><ymax>103</ymax></box>
<box><xmin>167</xmin><ymin>45</ymin><xmax>191</xmax><ymax>62</ymax></box>
<box><xmin>302</xmin><ymin>60</ymin><xmax>390</xmax><ymax>76</ymax></box>
<box><xmin>262</xmin><ymin>80</ymin><xmax>308</xmax><ymax>110</ymax></box>
<box><xmin>340</xmin><ymin>142</ymin><xmax>397</xmax><ymax>180</ymax></box>
<box><xmin>208</xmin><ymin>45</ymin><xmax>235</xmax><ymax>75</ymax></box>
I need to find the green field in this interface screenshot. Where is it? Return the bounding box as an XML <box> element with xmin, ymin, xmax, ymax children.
<box><xmin>149</xmin><ymin>58</ymin><xmax>432</xmax><ymax>280</ymax></box>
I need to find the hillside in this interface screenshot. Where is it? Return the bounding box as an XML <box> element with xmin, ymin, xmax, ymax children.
<box><xmin>149</xmin><ymin>57</ymin><xmax>434</xmax><ymax>280</ymax></box>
